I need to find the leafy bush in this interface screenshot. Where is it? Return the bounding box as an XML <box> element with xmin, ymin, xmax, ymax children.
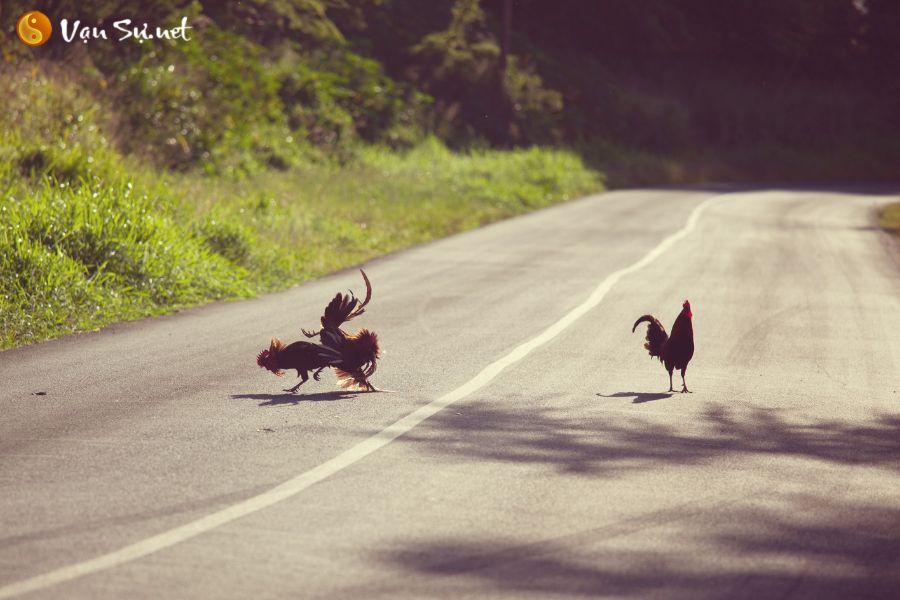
<box><xmin>410</xmin><ymin>0</ymin><xmax>564</xmax><ymax>146</ymax></box>
<box><xmin>113</xmin><ymin>24</ymin><xmax>290</xmax><ymax>174</ymax></box>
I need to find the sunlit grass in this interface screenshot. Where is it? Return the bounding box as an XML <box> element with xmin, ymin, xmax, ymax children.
<box><xmin>0</xmin><ymin>174</ymin><xmax>255</xmax><ymax>347</ymax></box>
<box><xmin>0</xmin><ymin>145</ymin><xmax>600</xmax><ymax>349</ymax></box>
<box><xmin>173</xmin><ymin>138</ymin><xmax>602</xmax><ymax>287</ymax></box>
<box><xmin>881</xmin><ymin>203</ymin><xmax>900</xmax><ymax>235</ymax></box>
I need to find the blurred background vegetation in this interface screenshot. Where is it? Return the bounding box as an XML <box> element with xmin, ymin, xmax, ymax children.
<box><xmin>1</xmin><ymin>0</ymin><xmax>899</xmax><ymax>347</ymax></box>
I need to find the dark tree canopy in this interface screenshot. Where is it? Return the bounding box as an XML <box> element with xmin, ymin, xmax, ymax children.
<box><xmin>2</xmin><ymin>0</ymin><xmax>897</xmax><ymax>162</ymax></box>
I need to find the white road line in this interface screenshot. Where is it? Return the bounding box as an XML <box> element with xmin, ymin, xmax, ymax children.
<box><xmin>0</xmin><ymin>194</ymin><xmax>722</xmax><ymax>599</ymax></box>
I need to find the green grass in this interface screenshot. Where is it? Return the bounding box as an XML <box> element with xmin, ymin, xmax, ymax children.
<box><xmin>0</xmin><ymin>144</ymin><xmax>600</xmax><ymax>349</ymax></box>
<box><xmin>177</xmin><ymin>138</ymin><xmax>601</xmax><ymax>289</ymax></box>
<box><xmin>0</xmin><ymin>70</ymin><xmax>601</xmax><ymax>349</ymax></box>
<box><xmin>0</xmin><ymin>179</ymin><xmax>253</xmax><ymax>347</ymax></box>
<box><xmin>881</xmin><ymin>203</ymin><xmax>900</xmax><ymax>236</ymax></box>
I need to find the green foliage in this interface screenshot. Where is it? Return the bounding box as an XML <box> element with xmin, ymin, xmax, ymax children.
<box><xmin>412</xmin><ymin>0</ymin><xmax>499</xmax><ymax>87</ymax></box>
<box><xmin>0</xmin><ymin>0</ymin><xmax>427</xmax><ymax>173</ymax></box>
<box><xmin>408</xmin><ymin>0</ymin><xmax>564</xmax><ymax>145</ymax></box>
<box><xmin>115</xmin><ymin>25</ymin><xmax>292</xmax><ymax>174</ymax></box>
<box><xmin>203</xmin><ymin>0</ymin><xmax>345</xmax><ymax>46</ymax></box>
<box><xmin>277</xmin><ymin>47</ymin><xmax>427</xmax><ymax>158</ymax></box>
<box><xmin>0</xmin><ymin>65</ymin><xmax>120</xmax><ymax>183</ymax></box>
<box><xmin>1</xmin><ymin>0</ymin><xmax>898</xmax><ymax>163</ymax></box>
<box><xmin>503</xmin><ymin>56</ymin><xmax>563</xmax><ymax>143</ymax></box>
<box><xmin>409</xmin><ymin>0</ymin><xmax>502</xmax><ymax>143</ymax></box>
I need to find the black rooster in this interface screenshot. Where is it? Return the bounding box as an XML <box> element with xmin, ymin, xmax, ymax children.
<box><xmin>256</xmin><ymin>337</ymin><xmax>340</xmax><ymax>393</ymax></box>
<box><xmin>632</xmin><ymin>300</ymin><xmax>694</xmax><ymax>393</ymax></box>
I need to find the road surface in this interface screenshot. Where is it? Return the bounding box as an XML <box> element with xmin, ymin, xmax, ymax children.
<box><xmin>2</xmin><ymin>185</ymin><xmax>900</xmax><ymax>599</ymax></box>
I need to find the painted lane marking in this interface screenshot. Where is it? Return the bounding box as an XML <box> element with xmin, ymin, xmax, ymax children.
<box><xmin>0</xmin><ymin>194</ymin><xmax>721</xmax><ymax>599</ymax></box>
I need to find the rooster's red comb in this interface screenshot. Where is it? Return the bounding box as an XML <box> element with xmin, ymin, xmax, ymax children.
<box><xmin>256</xmin><ymin>349</ymin><xmax>270</xmax><ymax>368</ymax></box>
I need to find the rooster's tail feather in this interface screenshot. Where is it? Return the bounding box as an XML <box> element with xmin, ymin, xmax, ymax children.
<box><xmin>335</xmin><ymin>368</ymin><xmax>370</xmax><ymax>391</ymax></box>
<box><xmin>632</xmin><ymin>315</ymin><xmax>668</xmax><ymax>360</ymax></box>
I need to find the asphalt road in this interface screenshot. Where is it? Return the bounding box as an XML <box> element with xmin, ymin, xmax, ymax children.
<box><xmin>2</xmin><ymin>185</ymin><xmax>900</xmax><ymax>599</ymax></box>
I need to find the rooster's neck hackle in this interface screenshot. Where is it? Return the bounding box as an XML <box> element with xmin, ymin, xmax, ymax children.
<box><xmin>347</xmin><ymin>328</ymin><xmax>380</xmax><ymax>358</ymax></box>
<box><xmin>257</xmin><ymin>337</ymin><xmax>286</xmax><ymax>376</ymax></box>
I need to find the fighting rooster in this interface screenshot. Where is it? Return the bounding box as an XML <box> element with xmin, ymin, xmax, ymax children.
<box><xmin>632</xmin><ymin>300</ymin><xmax>694</xmax><ymax>393</ymax></box>
<box><xmin>256</xmin><ymin>269</ymin><xmax>382</xmax><ymax>393</ymax></box>
<box><xmin>302</xmin><ymin>270</ymin><xmax>381</xmax><ymax>391</ymax></box>
<box><xmin>256</xmin><ymin>337</ymin><xmax>341</xmax><ymax>393</ymax></box>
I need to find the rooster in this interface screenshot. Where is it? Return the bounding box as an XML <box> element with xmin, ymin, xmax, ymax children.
<box><xmin>632</xmin><ymin>300</ymin><xmax>694</xmax><ymax>393</ymax></box>
<box><xmin>256</xmin><ymin>270</ymin><xmax>382</xmax><ymax>393</ymax></box>
<box><xmin>302</xmin><ymin>269</ymin><xmax>381</xmax><ymax>391</ymax></box>
<box><xmin>256</xmin><ymin>337</ymin><xmax>341</xmax><ymax>393</ymax></box>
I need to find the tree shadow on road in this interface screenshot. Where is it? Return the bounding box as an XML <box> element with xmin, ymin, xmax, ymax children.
<box><xmin>231</xmin><ymin>390</ymin><xmax>359</xmax><ymax>406</ymax></box>
<box><xmin>369</xmin><ymin>399</ymin><xmax>900</xmax><ymax>598</ymax></box>
<box><xmin>366</xmin><ymin>497</ymin><xmax>900</xmax><ymax>599</ymax></box>
<box><xmin>397</xmin><ymin>398</ymin><xmax>900</xmax><ymax>476</ymax></box>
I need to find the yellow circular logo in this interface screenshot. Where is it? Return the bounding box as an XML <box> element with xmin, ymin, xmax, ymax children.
<box><xmin>17</xmin><ymin>11</ymin><xmax>53</xmax><ymax>47</ymax></box>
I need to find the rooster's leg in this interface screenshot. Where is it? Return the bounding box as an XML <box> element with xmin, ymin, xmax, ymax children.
<box><xmin>312</xmin><ymin>367</ymin><xmax>325</xmax><ymax>381</ymax></box>
<box><xmin>680</xmin><ymin>368</ymin><xmax>691</xmax><ymax>393</ymax></box>
<box><xmin>667</xmin><ymin>370</ymin><xmax>675</xmax><ymax>393</ymax></box>
<box><xmin>285</xmin><ymin>371</ymin><xmax>309</xmax><ymax>393</ymax></box>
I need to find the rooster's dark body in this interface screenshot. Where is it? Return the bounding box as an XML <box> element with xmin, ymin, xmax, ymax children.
<box><xmin>632</xmin><ymin>300</ymin><xmax>694</xmax><ymax>393</ymax></box>
<box><xmin>256</xmin><ymin>338</ymin><xmax>341</xmax><ymax>393</ymax></box>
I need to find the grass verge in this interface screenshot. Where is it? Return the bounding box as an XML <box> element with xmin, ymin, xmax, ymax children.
<box><xmin>178</xmin><ymin>139</ymin><xmax>602</xmax><ymax>289</ymax></box>
<box><xmin>0</xmin><ymin>65</ymin><xmax>602</xmax><ymax>349</ymax></box>
<box><xmin>880</xmin><ymin>203</ymin><xmax>900</xmax><ymax>236</ymax></box>
<box><xmin>1</xmin><ymin>140</ymin><xmax>601</xmax><ymax>349</ymax></box>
